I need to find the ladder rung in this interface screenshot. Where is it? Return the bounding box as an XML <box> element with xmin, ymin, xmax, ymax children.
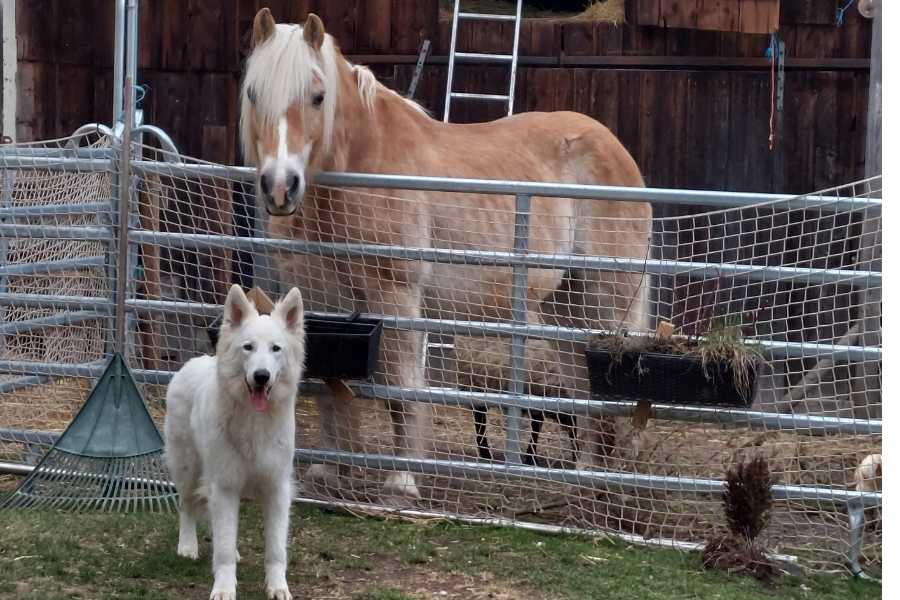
<box><xmin>454</xmin><ymin>52</ymin><xmax>514</xmax><ymax>63</ymax></box>
<box><xmin>450</xmin><ymin>92</ymin><xmax>510</xmax><ymax>102</ymax></box>
<box><xmin>458</xmin><ymin>12</ymin><xmax>518</xmax><ymax>22</ymax></box>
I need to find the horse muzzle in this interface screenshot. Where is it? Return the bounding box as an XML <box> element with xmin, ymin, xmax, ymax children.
<box><xmin>260</xmin><ymin>169</ymin><xmax>303</xmax><ymax>216</ymax></box>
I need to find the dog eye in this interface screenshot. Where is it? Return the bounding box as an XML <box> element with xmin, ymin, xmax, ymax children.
<box><xmin>312</xmin><ymin>92</ymin><xmax>325</xmax><ymax>108</ymax></box>
<box><xmin>242</xmin><ymin>342</ymin><xmax>253</xmax><ymax>351</ymax></box>
<box><xmin>272</xmin><ymin>344</ymin><xmax>282</xmax><ymax>353</ymax></box>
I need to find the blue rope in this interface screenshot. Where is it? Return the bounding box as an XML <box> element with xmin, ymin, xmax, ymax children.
<box><xmin>133</xmin><ymin>84</ymin><xmax>147</xmax><ymax>108</ymax></box>
<box><xmin>836</xmin><ymin>0</ymin><xmax>855</xmax><ymax>25</ymax></box>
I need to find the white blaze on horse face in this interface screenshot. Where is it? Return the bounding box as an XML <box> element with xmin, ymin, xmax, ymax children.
<box><xmin>258</xmin><ymin>114</ymin><xmax>313</xmax><ymax>215</ymax></box>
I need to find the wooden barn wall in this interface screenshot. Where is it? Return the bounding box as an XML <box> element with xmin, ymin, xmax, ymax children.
<box><xmin>14</xmin><ymin>0</ymin><xmax>871</xmax><ymax>196</ymax></box>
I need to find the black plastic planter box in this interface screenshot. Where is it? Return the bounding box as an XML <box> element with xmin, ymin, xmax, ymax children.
<box><xmin>207</xmin><ymin>313</ymin><xmax>383</xmax><ymax>380</ymax></box>
<box><xmin>585</xmin><ymin>349</ymin><xmax>757</xmax><ymax>408</ymax></box>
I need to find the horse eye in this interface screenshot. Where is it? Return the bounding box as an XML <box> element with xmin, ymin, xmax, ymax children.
<box><xmin>312</xmin><ymin>92</ymin><xmax>325</xmax><ymax>107</ymax></box>
<box><xmin>272</xmin><ymin>344</ymin><xmax>282</xmax><ymax>353</ymax></box>
<box><xmin>246</xmin><ymin>86</ymin><xmax>257</xmax><ymax>105</ymax></box>
<box><xmin>242</xmin><ymin>342</ymin><xmax>253</xmax><ymax>351</ymax></box>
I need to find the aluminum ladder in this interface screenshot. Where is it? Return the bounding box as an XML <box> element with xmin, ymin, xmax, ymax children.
<box><xmin>442</xmin><ymin>0</ymin><xmax>524</xmax><ymax>122</ymax></box>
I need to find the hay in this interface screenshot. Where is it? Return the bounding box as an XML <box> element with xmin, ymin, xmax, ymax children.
<box><xmin>572</xmin><ymin>0</ymin><xmax>625</xmax><ymax>24</ymax></box>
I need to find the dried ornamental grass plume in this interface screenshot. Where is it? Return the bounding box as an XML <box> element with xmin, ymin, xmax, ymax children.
<box><xmin>723</xmin><ymin>456</ymin><xmax>774</xmax><ymax>542</ymax></box>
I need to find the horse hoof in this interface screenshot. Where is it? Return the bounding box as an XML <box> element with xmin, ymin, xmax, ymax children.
<box><xmin>382</xmin><ymin>472</ymin><xmax>421</xmax><ymax>507</ymax></box>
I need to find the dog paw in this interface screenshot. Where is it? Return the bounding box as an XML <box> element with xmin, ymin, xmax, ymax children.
<box><xmin>209</xmin><ymin>589</ymin><xmax>236</xmax><ymax>600</ymax></box>
<box><xmin>266</xmin><ymin>586</ymin><xmax>292</xmax><ymax>600</ymax></box>
<box><xmin>177</xmin><ymin>544</ymin><xmax>199</xmax><ymax>560</ymax></box>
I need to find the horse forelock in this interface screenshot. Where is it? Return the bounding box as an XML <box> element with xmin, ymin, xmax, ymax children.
<box><xmin>240</xmin><ymin>23</ymin><xmax>339</xmax><ymax>163</ymax></box>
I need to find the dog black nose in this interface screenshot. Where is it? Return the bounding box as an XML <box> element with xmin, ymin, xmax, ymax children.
<box><xmin>253</xmin><ymin>369</ymin><xmax>270</xmax><ymax>386</ymax></box>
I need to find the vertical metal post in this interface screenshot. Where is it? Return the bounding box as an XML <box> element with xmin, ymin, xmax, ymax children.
<box><xmin>506</xmin><ymin>0</ymin><xmax>523</xmax><ymax>116</ymax></box>
<box><xmin>0</xmin><ymin>170</ymin><xmax>12</xmax><ymax>356</ymax></box>
<box><xmin>847</xmin><ymin>500</ymin><xmax>867</xmax><ymax>577</ymax></box>
<box><xmin>443</xmin><ymin>0</ymin><xmax>461</xmax><ymax>122</ymax></box>
<box><xmin>113</xmin><ymin>81</ymin><xmax>134</xmax><ymax>353</ymax></box>
<box><xmin>112</xmin><ymin>0</ymin><xmax>126</xmax><ymax>129</ymax></box>
<box><xmin>125</xmin><ymin>0</ymin><xmax>138</xmax><ymax>128</ymax></box>
<box><xmin>505</xmin><ymin>193</ymin><xmax>530</xmax><ymax>464</ymax></box>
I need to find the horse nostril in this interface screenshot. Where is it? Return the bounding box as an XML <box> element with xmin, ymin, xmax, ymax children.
<box><xmin>253</xmin><ymin>369</ymin><xmax>270</xmax><ymax>386</ymax></box>
<box><xmin>286</xmin><ymin>172</ymin><xmax>300</xmax><ymax>197</ymax></box>
<box><xmin>260</xmin><ymin>172</ymin><xmax>273</xmax><ymax>197</ymax></box>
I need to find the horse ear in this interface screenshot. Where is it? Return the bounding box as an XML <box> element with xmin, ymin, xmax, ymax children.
<box><xmin>252</xmin><ymin>7</ymin><xmax>276</xmax><ymax>48</ymax></box>
<box><xmin>303</xmin><ymin>13</ymin><xmax>325</xmax><ymax>50</ymax></box>
<box><xmin>223</xmin><ymin>284</ymin><xmax>257</xmax><ymax>330</ymax></box>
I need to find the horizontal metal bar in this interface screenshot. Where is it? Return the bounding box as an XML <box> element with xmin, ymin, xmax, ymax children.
<box><xmin>0</xmin><ymin>201</ymin><xmax>112</xmax><ymax>219</ymax></box>
<box><xmin>0</xmin><ymin>223</ymin><xmax>111</xmax><ymax>240</ymax></box>
<box><xmin>0</xmin><ymin>441</ymin><xmax>881</xmax><ymax>507</ymax></box>
<box><xmin>121</xmin><ymin>298</ymin><xmax>880</xmax><ymax>362</ymax></box>
<box><xmin>295</xmin><ymin>448</ymin><xmax>882</xmax><ymax>507</ymax></box>
<box><xmin>0</xmin><ymin>255</ymin><xmax>106</xmax><ymax>277</ymax></box>
<box><xmin>0</xmin><ymin>310</ymin><xmax>111</xmax><ymax>335</ymax></box>
<box><xmin>129</xmin><ymin>230</ymin><xmax>881</xmax><ymax>287</ymax></box>
<box><xmin>353</xmin><ymin>384</ymin><xmax>882</xmax><ymax>435</ymax></box>
<box><xmin>454</xmin><ymin>52</ymin><xmax>513</xmax><ymax>63</ymax></box>
<box><xmin>457</xmin><ymin>12</ymin><xmax>517</xmax><ymax>21</ymax></box>
<box><xmin>0</xmin><ymin>359</ymin><xmax>109</xmax><ymax>379</ymax></box>
<box><xmin>0</xmin><ymin>356</ymin><xmax>879</xmax><ymax>435</ymax></box>
<box><xmin>450</xmin><ymin>92</ymin><xmax>510</xmax><ymax>101</ymax></box>
<box><xmin>129</xmin><ymin>161</ymin><xmax>882</xmax><ymax>212</ymax></box>
<box><xmin>0</xmin><ymin>156</ymin><xmax>112</xmax><ymax>172</ymax></box>
<box><xmin>0</xmin><ymin>294</ymin><xmax>875</xmax><ymax>362</ymax></box>
<box><xmin>0</xmin><ymin>147</ymin><xmax>115</xmax><ymax>159</ymax></box>
<box><xmin>0</xmin><ymin>375</ymin><xmax>50</xmax><ymax>394</ymax></box>
<box><xmin>0</xmin><ymin>293</ymin><xmax>113</xmax><ymax>311</ymax></box>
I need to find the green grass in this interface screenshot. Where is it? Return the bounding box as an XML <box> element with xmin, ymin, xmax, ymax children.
<box><xmin>0</xmin><ymin>505</ymin><xmax>881</xmax><ymax>600</ymax></box>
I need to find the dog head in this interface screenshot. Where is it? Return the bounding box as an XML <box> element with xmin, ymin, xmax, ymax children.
<box><xmin>217</xmin><ymin>284</ymin><xmax>305</xmax><ymax>413</ymax></box>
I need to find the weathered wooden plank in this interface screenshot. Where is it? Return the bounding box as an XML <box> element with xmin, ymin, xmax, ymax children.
<box><xmin>780</xmin><ymin>0</ymin><xmax>833</xmax><ymax>26</ymax></box>
<box><xmin>16</xmin><ymin>0</ymin><xmax>58</xmax><ymax>62</ymax></box>
<box><xmin>696</xmin><ymin>0</ymin><xmax>738</xmax><ymax>32</ymax></box>
<box><xmin>318</xmin><ymin>0</ymin><xmax>358</xmax><ymax>53</ymax></box>
<box><xmin>186</xmin><ymin>0</ymin><xmax>227</xmax><ymax>71</ymax></box>
<box><xmin>356</xmin><ymin>0</ymin><xmax>392</xmax><ymax>53</ymax></box>
<box><xmin>635</xmin><ymin>0</ymin><xmax>661</xmax><ymax>27</ymax></box>
<box><xmin>562</xmin><ymin>22</ymin><xmax>594</xmax><ymax>56</ymax></box>
<box><xmin>595</xmin><ymin>23</ymin><xmax>623</xmax><ymax>56</ymax></box>
<box><xmin>739</xmin><ymin>0</ymin><xmax>780</xmax><ymax>35</ymax></box>
<box><xmin>55</xmin><ymin>65</ymin><xmax>95</xmax><ymax>135</ymax></box>
<box><xmin>812</xmin><ymin>71</ymin><xmax>839</xmax><ymax>191</ymax></box>
<box><xmin>391</xmin><ymin>0</ymin><xmax>437</xmax><ymax>55</ymax></box>
<box><xmin>661</xmin><ymin>0</ymin><xmax>699</xmax><ymax>30</ymax></box>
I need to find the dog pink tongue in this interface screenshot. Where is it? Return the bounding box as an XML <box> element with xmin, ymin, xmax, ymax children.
<box><xmin>250</xmin><ymin>388</ymin><xmax>269</xmax><ymax>412</ymax></box>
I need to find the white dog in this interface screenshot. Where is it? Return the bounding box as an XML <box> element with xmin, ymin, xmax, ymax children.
<box><xmin>165</xmin><ymin>284</ymin><xmax>305</xmax><ymax>600</ymax></box>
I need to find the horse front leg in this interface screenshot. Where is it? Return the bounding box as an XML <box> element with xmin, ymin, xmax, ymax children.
<box><xmin>367</xmin><ymin>281</ymin><xmax>430</xmax><ymax>502</ymax></box>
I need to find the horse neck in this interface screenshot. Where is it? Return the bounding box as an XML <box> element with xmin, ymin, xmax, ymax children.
<box><xmin>325</xmin><ymin>57</ymin><xmax>431</xmax><ymax>172</ymax></box>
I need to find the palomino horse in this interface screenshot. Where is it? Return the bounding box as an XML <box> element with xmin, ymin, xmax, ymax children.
<box><xmin>240</xmin><ymin>9</ymin><xmax>652</xmax><ymax>501</ymax></box>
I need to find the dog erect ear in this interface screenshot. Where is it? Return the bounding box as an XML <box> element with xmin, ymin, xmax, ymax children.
<box><xmin>303</xmin><ymin>13</ymin><xmax>325</xmax><ymax>50</ymax></box>
<box><xmin>223</xmin><ymin>284</ymin><xmax>257</xmax><ymax>329</ymax></box>
<box><xmin>252</xmin><ymin>7</ymin><xmax>276</xmax><ymax>49</ymax></box>
<box><xmin>274</xmin><ymin>287</ymin><xmax>304</xmax><ymax>333</ymax></box>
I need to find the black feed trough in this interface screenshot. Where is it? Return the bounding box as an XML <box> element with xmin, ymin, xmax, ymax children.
<box><xmin>585</xmin><ymin>349</ymin><xmax>758</xmax><ymax>408</ymax></box>
<box><xmin>206</xmin><ymin>312</ymin><xmax>383</xmax><ymax>380</ymax></box>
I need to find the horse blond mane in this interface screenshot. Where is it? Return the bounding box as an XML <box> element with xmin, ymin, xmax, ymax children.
<box><xmin>240</xmin><ymin>23</ymin><xmax>428</xmax><ymax>164</ymax></box>
<box><xmin>240</xmin><ymin>23</ymin><xmax>339</xmax><ymax>163</ymax></box>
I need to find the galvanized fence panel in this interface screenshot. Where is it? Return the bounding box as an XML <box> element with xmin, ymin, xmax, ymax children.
<box><xmin>0</xmin><ymin>134</ymin><xmax>882</xmax><ymax>577</ymax></box>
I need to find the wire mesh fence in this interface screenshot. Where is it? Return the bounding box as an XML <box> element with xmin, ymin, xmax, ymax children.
<box><xmin>0</xmin><ymin>132</ymin><xmax>882</xmax><ymax>576</ymax></box>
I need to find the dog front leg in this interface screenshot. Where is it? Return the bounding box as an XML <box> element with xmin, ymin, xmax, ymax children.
<box><xmin>263</xmin><ymin>479</ymin><xmax>293</xmax><ymax>599</ymax></box>
<box><xmin>209</xmin><ymin>485</ymin><xmax>240</xmax><ymax>600</ymax></box>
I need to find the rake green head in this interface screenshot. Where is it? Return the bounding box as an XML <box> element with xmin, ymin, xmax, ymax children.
<box><xmin>1</xmin><ymin>353</ymin><xmax>177</xmax><ymax>512</ymax></box>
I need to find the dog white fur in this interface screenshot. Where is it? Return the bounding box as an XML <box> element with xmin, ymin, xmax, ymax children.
<box><xmin>165</xmin><ymin>285</ymin><xmax>305</xmax><ymax>600</ymax></box>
